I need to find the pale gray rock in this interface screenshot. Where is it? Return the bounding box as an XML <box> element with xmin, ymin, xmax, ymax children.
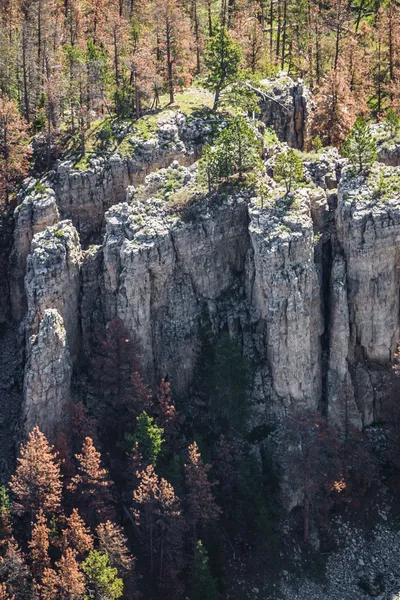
<box><xmin>333</xmin><ymin>166</ymin><xmax>400</xmax><ymax>425</ymax></box>
<box><xmin>10</xmin><ymin>189</ymin><xmax>59</xmax><ymax>320</ymax></box>
<box><xmin>25</xmin><ymin>221</ymin><xmax>82</xmax><ymax>360</ymax></box>
<box><xmin>259</xmin><ymin>74</ymin><xmax>313</xmax><ymax>150</ymax></box>
<box><xmin>23</xmin><ymin>309</ymin><xmax>72</xmax><ymax>442</ymax></box>
<box><xmin>248</xmin><ymin>189</ymin><xmax>324</xmax><ymax>417</ymax></box>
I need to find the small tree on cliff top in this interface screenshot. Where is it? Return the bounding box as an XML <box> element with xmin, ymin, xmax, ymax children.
<box><xmin>342</xmin><ymin>117</ymin><xmax>378</xmax><ymax>173</ymax></box>
<box><xmin>274</xmin><ymin>149</ymin><xmax>304</xmax><ymax>194</ymax></box>
<box><xmin>204</xmin><ymin>25</ymin><xmax>242</xmax><ymax>110</ymax></box>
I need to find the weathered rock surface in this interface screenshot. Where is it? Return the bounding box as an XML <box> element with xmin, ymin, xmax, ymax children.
<box><xmin>329</xmin><ymin>167</ymin><xmax>400</xmax><ymax>426</ymax></box>
<box><xmin>49</xmin><ymin>111</ymin><xmax>207</xmax><ymax>243</ymax></box>
<box><xmin>7</xmin><ymin>81</ymin><xmax>400</xmax><ymax>445</ymax></box>
<box><xmin>25</xmin><ymin>221</ymin><xmax>82</xmax><ymax>360</ymax></box>
<box><xmin>248</xmin><ymin>189</ymin><xmax>324</xmax><ymax>418</ymax></box>
<box><xmin>23</xmin><ymin>309</ymin><xmax>72</xmax><ymax>441</ymax></box>
<box><xmin>19</xmin><ymin>161</ymin><xmax>400</xmax><ymax>437</ymax></box>
<box><xmin>259</xmin><ymin>74</ymin><xmax>313</xmax><ymax>150</ymax></box>
<box><xmin>9</xmin><ymin>187</ymin><xmax>59</xmax><ymax>320</ymax></box>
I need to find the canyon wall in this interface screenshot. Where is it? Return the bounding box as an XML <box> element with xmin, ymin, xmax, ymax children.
<box><xmin>8</xmin><ymin>84</ymin><xmax>400</xmax><ymax>442</ymax></box>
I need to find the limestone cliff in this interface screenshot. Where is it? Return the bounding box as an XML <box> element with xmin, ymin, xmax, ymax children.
<box><xmin>23</xmin><ymin>309</ymin><xmax>72</xmax><ymax>442</ymax></box>
<box><xmin>7</xmin><ymin>80</ymin><xmax>400</xmax><ymax>442</ymax></box>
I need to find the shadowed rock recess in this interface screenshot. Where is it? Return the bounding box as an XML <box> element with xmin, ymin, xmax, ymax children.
<box><xmin>4</xmin><ymin>81</ymin><xmax>400</xmax><ymax>456</ymax></box>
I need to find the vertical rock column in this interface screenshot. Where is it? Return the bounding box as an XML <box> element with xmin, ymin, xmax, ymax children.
<box><xmin>24</xmin><ymin>309</ymin><xmax>72</xmax><ymax>441</ymax></box>
<box><xmin>23</xmin><ymin>221</ymin><xmax>82</xmax><ymax>439</ymax></box>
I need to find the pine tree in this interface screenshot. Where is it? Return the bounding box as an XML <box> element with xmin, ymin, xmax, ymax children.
<box><xmin>156</xmin><ymin>379</ymin><xmax>179</xmax><ymax>447</ymax></box>
<box><xmin>0</xmin><ymin>96</ymin><xmax>31</xmax><ymax>206</ymax></box>
<box><xmin>204</xmin><ymin>25</ymin><xmax>242</xmax><ymax>110</ymax></box>
<box><xmin>219</xmin><ymin>116</ymin><xmax>261</xmax><ymax>180</ymax></box>
<box><xmin>342</xmin><ymin>117</ymin><xmax>378</xmax><ymax>173</ymax></box>
<box><xmin>28</xmin><ymin>510</ymin><xmax>50</xmax><ymax>578</ymax></box>
<box><xmin>129</xmin><ymin>411</ymin><xmax>164</xmax><ymax>467</ymax></box>
<box><xmin>274</xmin><ymin>148</ymin><xmax>304</xmax><ymax>194</ymax></box>
<box><xmin>384</xmin><ymin>108</ymin><xmax>400</xmax><ymax>138</ymax></box>
<box><xmin>10</xmin><ymin>427</ymin><xmax>62</xmax><ymax>520</ymax></box>
<box><xmin>96</xmin><ymin>521</ymin><xmax>133</xmax><ymax>575</ymax></box>
<box><xmin>61</xmin><ymin>509</ymin><xmax>94</xmax><ymax>556</ymax></box>
<box><xmin>132</xmin><ymin>465</ymin><xmax>184</xmax><ymax>593</ymax></box>
<box><xmin>41</xmin><ymin>548</ymin><xmax>85</xmax><ymax>600</ymax></box>
<box><xmin>68</xmin><ymin>437</ymin><xmax>114</xmax><ymax>524</ymax></box>
<box><xmin>184</xmin><ymin>441</ymin><xmax>220</xmax><ymax>538</ymax></box>
<box><xmin>0</xmin><ymin>540</ymin><xmax>31</xmax><ymax>600</ymax></box>
<box><xmin>187</xmin><ymin>540</ymin><xmax>217</xmax><ymax>600</ymax></box>
<box><xmin>310</xmin><ymin>63</ymin><xmax>358</xmax><ymax>148</ymax></box>
<box><xmin>0</xmin><ymin>583</ymin><xmax>14</xmax><ymax>600</ymax></box>
<box><xmin>82</xmin><ymin>550</ymin><xmax>124</xmax><ymax>600</ymax></box>
<box><xmin>153</xmin><ymin>0</ymin><xmax>192</xmax><ymax>104</ymax></box>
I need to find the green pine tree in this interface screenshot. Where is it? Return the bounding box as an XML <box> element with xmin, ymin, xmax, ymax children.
<box><xmin>204</xmin><ymin>25</ymin><xmax>242</xmax><ymax>111</ymax></box>
<box><xmin>188</xmin><ymin>540</ymin><xmax>217</xmax><ymax>600</ymax></box>
<box><xmin>274</xmin><ymin>149</ymin><xmax>304</xmax><ymax>194</ymax></box>
<box><xmin>82</xmin><ymin>550</ymin><xmax>123</xmax><ymax>600</ymax></box>
<box><xmin>129</xmin><ymin>411</ymin><xmax>164</xmax><ymax>467</ymax></box>
<box><xmin>0</xmin><ymin>486</ymin><xmax>11</xmax><ymax>514</ymax></box>
<box><xmin>342</xmin><ymin>117</ymin><xmax>378</xmax><ymax>173</ymax></box>
<box><xmin>220</xmin><ymin>116</ymin><xmax>262</xmax><ymax>180</ymax></box>
<box><xmin>384</xmin><ymin>108</ymin><xmax>400</xmax><ymax>139</ymax></box>
<box><xmin>199</xmin><ymin>117</ymin><xmax>261</xmax><ymax>190</ymax></box>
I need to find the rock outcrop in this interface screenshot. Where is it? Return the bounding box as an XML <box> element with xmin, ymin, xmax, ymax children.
<box><xmin>259</xmin><ymin>74</ymin><xmax>313</xmax><ymax>150</ymax></box>
<box><xmin>18</xmin><ymin>159</ymin><xmax>400</xmax><ymax>437</ymax></box>
<box><xmin>8</xmin><ymin>78</ymin><xmax>400</xmax><ymax>442</ymax></box>
<box><xmin>25</xmin><ymin>221</ymin><xmax>82</xmax><ymax>360</ymax></box>
<box><xmin>328</xmin><ymin>166</ymin><xmax>400</xmax><ymax>426</ymax></box>
<box><xmin>9</xmin><ymin>187</ymin><xmax>59</xmax><ymax>321</ymax></box>
<box><xmin>48</xmin><ymin>111</ymin><xmax>209</xmax><ymax>244</ymax></box>
<box><xmin>23</xmin><ymin>309</ymin><xmax>72</xmax><ymax>441</ymax></box>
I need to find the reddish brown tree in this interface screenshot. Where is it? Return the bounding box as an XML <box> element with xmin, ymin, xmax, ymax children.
<box><xmin>68</xmin><ymin>437</ymin><xmax>114</xmax><ymax>524</ymax></box>
<box><xmin>310</xmin><ymin>61</ymin><xmax>358</xmax><ymax>148</ymax></box>
<box><xmin>0</xmin><ymin>97</ymin><xmax>31</xmax><ymax>207</ymax></box>
<box><xmin>71</xmin><ymin>400</ymin><xmax>98</xmax><ymax>452</ymax></box>
<box><xmin>184</xmin><ymin>441</ymin><xmax>220</xmax><ymax>538</ymax></box>
<box><xmin>61</xmin><ymin>509</ymin><xmax>94</xmax><ymax>556</ymax></box>
<box><xmin>132</xmin><ymin>465</ymin><xmax>184</xmax><ymax>594</ymax></box>
<box><xmin>0</xmin><ymin>583</ymin><xmax>14</xmax><ymax>600</ymax></box>
<box><xmin>153</xmin><ymin>0</ymin><xmax>193</xmax><ymax>104</ymax></box>
<box><xmin>40</xmin><ymin>549</ymin><xmax>85</xmax><ymax>600</ymax></box>
<box><xmin>28</xmin><ymin>510</ymin><xmax>50</xmax><ymax>579</ymax></box>
<box><xmin>96</xmin><ymin>520</ymin><xmax>133</xmax><ymax>575</ymax></box>
<box><xmin>10</xmin><ymin>427</ymin><xmax>62</xmax><ymax>520</ymax></box>
<box><xmin>281</xmin><ymin>411</ymin><xmax>341</xmax><ymax>542</ymax></box>
<box><xmin>156</xmin><ymin>379</ymin><xmax>180</xmax><ymax>449</ymax></box>
<box><xmin>92</xmin><ymin>317</ymin><xmax>150</xmax><ymax>443</ymax></box>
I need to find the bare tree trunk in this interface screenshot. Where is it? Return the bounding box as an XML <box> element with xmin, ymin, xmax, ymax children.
<box><xmin>281</xmin><ymin>0</ymin><xmax>287</xmax><ymax>69</ymax></box>
<box><xmin>22</xmin><ymin>23</ymin><xmax>30</xmax><ymax>123</ymax></box>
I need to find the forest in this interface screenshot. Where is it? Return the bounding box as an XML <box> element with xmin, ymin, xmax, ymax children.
<box><xmin>1</xmin><ymin>314</ymin><xmax>400</xmax><ymax>600</ymax></box>
<box><xmin>0</xmin><ymin>0</ymin><xmax>399</xmax><ymax>209</ymax></box>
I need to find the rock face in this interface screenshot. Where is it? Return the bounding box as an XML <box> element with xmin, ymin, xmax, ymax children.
<box><xmin>8</xmin><ymin>81</ymin><xmax>400</xmax><ymax>442</ymax></box>
<box><xmin>25</xmin><ymin>221</ymin><xmax>82</xmax><ymax>360</ymax></box>
<box><xmin>23</xmin><ymin>309</ymin><xmax>72</xmax><ymax>441</ymax></box>
<box><xmin>9</xmin><ymin>188</ymin><xmax>59</xmax><ymax>321</ymax></box>
<box><xmin>248</xmin><ymin>189</ymin><xmax>324</xmax><ymax>418</ymax></box>
<box><xmin>90</xmin><ymin>197</ymin><xmax>250</xmax><ymax>395</ymax></box>
<box><xmin>328</xmin><ymin>167</ymin><xmax>400</xmax><ymax>427</ymax></box>
<box><xmin>259</xmin><ymin>74</ymin><xmax>313</xmax><ymax>150</ymax></box>
<box><xmin>49</xmin><ymin>111</ymin><xmax>207</xmax><ymax>244</ymax></box>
